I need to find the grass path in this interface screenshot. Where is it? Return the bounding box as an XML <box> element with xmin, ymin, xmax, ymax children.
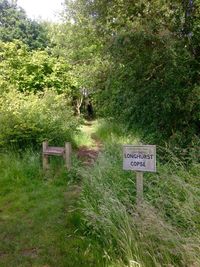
<box><xmin>0</xmin><ymin>121</ymin><xmax>103</xmax><ymax>267</ymax></box>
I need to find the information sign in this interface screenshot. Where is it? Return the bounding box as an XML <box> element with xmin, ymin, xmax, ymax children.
<box><xmin>123</xmin><ymin>145</ymin><xmax>156</xmax><ymax>172</ymax></box>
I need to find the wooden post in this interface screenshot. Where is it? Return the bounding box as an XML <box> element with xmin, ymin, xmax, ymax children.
<box><xmin>65</xmin><ymin>142</ymin><xmax>71</xmax><ymax>170</ymax></box>
<box><xmin>136</xmin><ymin>171</ymin><xmax>143</xmax><ymax>205</ymax></box>
<box><xmin>42</xmin><ymin>141</ymin><xmax>49</xmax><ymax>171</ymax></box>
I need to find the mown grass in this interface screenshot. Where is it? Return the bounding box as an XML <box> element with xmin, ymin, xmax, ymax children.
<box><xmin>0</xmin><ymin>150</ymin><xmax>104</xmax><ymax>267</ymax></box>
<box><xmin>80</xmin><ymin>119</ymin><xmax>200</xmax><ymax>267</ymax></box>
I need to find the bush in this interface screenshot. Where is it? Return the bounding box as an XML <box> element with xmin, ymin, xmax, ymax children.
<box><xmin>96</xmin><ymin>30</ymin><xmax>200</xmax><ymax>149</ymax></box>
<box><xmin>0</xmin><ymin>89</ymin><xmax>80</xmax><ymax>149</ymax></box>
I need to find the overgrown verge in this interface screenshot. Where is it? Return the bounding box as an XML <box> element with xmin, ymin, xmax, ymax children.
<box><xmin>0</xmin><ymin>89</ymin><xmax>80</xmax><ymax>149</ymax></box>
<box><xmin>80</xmin><ymin>120</ymin><xmax>200</xmax><ymax>267</ymax></box>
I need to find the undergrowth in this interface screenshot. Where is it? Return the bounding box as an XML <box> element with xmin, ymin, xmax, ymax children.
<box><xmin>80</xmin><ymin>120</ymin><xmax>200</xmax><ymax>267</ymax></box>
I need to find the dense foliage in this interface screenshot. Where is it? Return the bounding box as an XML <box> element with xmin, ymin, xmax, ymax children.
<box><xmin>0</xmin><ymin>90</ymin><xmax>79</xmax><ymax>148</ymax></box>
<box><xmin>1</xmin><ymin>0</ymin><xmax>199</xmax><ymax>149</ymax></box>
<box><xmin>0</xmin><ymin>0</ymin><xmax>49</xmax><ymax>50</ymax></box>
<box><xmin>0</xmin><ymin>39</ymin><xmax>80</xmax><ymax>149</ymax></box>
<box><xmin>63</xmin><ymin>0</ymin><xmax>200</xmax><ymax>148</ymax></box>
<box><xmin>0</xmin><ymin>41</ymin><xmax>73</xmax><ymax>93</ymax></box>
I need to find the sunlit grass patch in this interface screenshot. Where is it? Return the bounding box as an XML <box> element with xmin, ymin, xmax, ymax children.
<box><xmin>0</xmin><ymin>150</ymin><xmax>105</xmax><ymax>267</ymax></box>
<box><xmin>94</xmin><ymin>119</ymin><xmax>140</xmax><ymax>145</ymax></box>
<box><xmin>73</xmin><ymin>120</ymin><xmax>99</xmax><ymax>148</ymax></box>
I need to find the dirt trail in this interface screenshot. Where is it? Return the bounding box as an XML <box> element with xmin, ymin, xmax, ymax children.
<box><xmin>76</xmin><ymin>121</ymin><xmax>102</xmax><ymax>166</ymax></box>
<box><xmin>61</xmin><ymin>121</ymin><xmax>104</xmax><ymax>266</ymax></box>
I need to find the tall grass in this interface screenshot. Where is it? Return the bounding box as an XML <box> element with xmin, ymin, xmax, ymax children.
<box><xmin>93</xmin><ymin>119</ymin><xmax>140</xmax><ymax>145</ymax></box>
<box><xmin>80</xmin><ymin>120</ymin><xmax>200</xmax><ymax>267</ymax></box>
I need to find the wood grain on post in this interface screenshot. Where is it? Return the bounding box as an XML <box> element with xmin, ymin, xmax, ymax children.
<box><xmin>136</xmin><ymin>171</ymin><xmax>143</xmax><ymax>205</ymax></box>
<box><xmin>65</xmin><ymin>142</ymin><xmax>72</xmax><ymax>170</ymax></box>
<box><xmin>42</xmin><ymin>141</ymin><xmax>49</xmax><ymax>171</ymax></box>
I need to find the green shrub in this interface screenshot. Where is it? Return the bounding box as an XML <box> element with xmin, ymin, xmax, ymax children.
<box><xmin>0</xmin><ymin>41</ymin><xmax>74</xmax><ymax>94</ymax></box>
<box><xmin>96</xmin><ymin>30</ymin><xmax>200</xmax><ymax>149</ymax></box>
<box><xmin>0</xmin><ymin>89</ymin><xmax>80</xmax><ymax>149</ymax></box>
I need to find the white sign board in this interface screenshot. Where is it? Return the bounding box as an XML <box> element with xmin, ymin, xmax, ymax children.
<box><xmin>123</xmin><ymin>145</ymin><xmax>156</xmax><ymax>172</ymax></box>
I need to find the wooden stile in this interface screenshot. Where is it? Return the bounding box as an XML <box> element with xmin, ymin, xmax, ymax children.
<box><xmin>65</xmin><ymin>142</ymin><xmax>71</xmax><ymax>170</ymax></box>
<box><xmin>42</xmin><ymin>141</ymin><xmax>71</xmax><ymax>171</ymax></box>
<box><xmin>42</xmin><ymin>141</ymin><xmax>49</xmax><ymax>171</ymax></box>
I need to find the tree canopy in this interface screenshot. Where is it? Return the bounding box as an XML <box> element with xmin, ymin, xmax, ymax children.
<box><xmin>61</xmin><ymin>0</ymin><xmax>200</xmax><ymax>148</ymax></box>
<box><xmin>0</xmin><ymin>0</ymin><xmax>49</xmax><ymax>50</ymax></box>
<box><xmin>0</xmin><ymin>0</ymin><xmax>200</xmax><ymax>149</ymax></box>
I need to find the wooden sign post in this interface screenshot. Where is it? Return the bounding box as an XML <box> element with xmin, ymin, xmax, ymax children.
<box><xmin>123</xmin><ymin>145</ymin><xmax>156</xmax><ymax>205</ymax></box>
<box><xmin>136</xmin><ymin>171</ymin><xmax>143</xmax><ymax>204</ymax></box>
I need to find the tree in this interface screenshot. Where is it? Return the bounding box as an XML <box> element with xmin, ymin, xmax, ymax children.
<box><xmin>47</xmin><ymin>15</ymin><xmax>105</xmax><ymax>115</ymax></box>
<box><xmin>0</xmin><ymin>0</ymin><xmax>49</xmax><ymax>50</ymax></box>
<box><xmin>62</xmin><ymin>0</ymin><xmax>200</xmax><ymax>147</ymax></box>
<box><xmin>0</xmin><ymin>40</ymin><xmax>73</xmax><ymax>94</ymax></box>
